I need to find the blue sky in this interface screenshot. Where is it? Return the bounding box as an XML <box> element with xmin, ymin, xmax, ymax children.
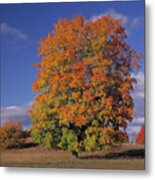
<box><xmin>0</xmin><ymin>1</ymin><xmax>144</xmax><ymax>141</ymax></box>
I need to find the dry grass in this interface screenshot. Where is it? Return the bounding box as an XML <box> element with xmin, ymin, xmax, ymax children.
<box><xmin>0</xmin><ymin>144</ymin><xmax>145</xmax><ymax>170</ymax></box>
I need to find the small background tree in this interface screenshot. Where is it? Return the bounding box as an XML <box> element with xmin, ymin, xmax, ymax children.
<box><xmin>0</xmin><ymin>120</ymin><xmax>24</xmax><ymax>149</ymax></box>
<box><xmin>136</xmin><ymin>125</ymin><xmax>144</xmax><ymax>144</ymax></box>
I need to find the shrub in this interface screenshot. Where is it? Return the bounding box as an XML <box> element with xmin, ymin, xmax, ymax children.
<box><xmin>0</xmin><ymin>120</ymin><xmax>24</xmax><ymax>149</ymax></box>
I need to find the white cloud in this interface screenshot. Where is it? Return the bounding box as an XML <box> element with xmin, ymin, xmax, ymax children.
<box><xmin>132</xmin><ymin>71</ymin><xmax>144</xmax><ymax>99</ymax></box>
<box><xmin>129</xmin><ymin>16</ymin><xmax>144</xmax><ymax>29</ymax></box>
<box><xmin>90</xmin><ymin>9</ymin><xmax>128</xmax><ymax>24</ymax></box>
<box><xmin>130</xmin><ymin>117</ymin><xmax>144</xmax><ymax>125</ymax></box>
<box><xmin>127</xmin><ymin>116</ymin><xmax>144</xmax><ymax>143</ymax></box>
<box><xmin>125</xmin><ymin>15</ymin><xmax>144</xmax><ymax>36</ymax></box>
<box><xmin>134</xmin><ymin>117</ymin><xmax>144</xmax><ymax>124</ymax></box>
<box><xmin>127</xmin><ymin>71</ymin><xmax>144</xmax><ymax>143</ymax></box>
<box><xmin>131</xmin><ymin>71</ymin><xmax>144</xmax><ymax>118</ymax></box>
<box><xmin>6</xmin><ymin>106</ymin><xmax>17</xmax><ymax>110</ymax></box>
<box><xmin>1</xmin><ymin>22</ymin><xmax>29</xmax><ymax>42</ymax></box>
<box><xmin>1</xmin><ymin>106</ymin><xmax>28</xmax><ymax>119</ymax></box>
<box><xmin>1</xmin><ymin>102</ymin><xmax>33</xmax><ymax>129</ymax></box>
<box><xmin>126</xmin><ymin>125</ymin><xmax>142</xmax><ymax>143</ymax></box>
<box><xmin>136</xmin><ymin>92</ymin><xmax>144</xmax><ymax>99</ymax></box>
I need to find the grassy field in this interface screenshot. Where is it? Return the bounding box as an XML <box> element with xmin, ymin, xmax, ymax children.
<box><xmin>0</xmin><ymin>142</ymin><xmax>145</xmax><ymax>170</ymax></box>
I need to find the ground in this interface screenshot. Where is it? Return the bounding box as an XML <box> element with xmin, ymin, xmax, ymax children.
<box><xmin>0</xmin><ymin>141</ymin><xmax>145</xmax><ymax>170</ymax></box>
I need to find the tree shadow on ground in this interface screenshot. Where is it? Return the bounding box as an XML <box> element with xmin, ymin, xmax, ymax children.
<box><xmin>20</xmin><ymin>142</ymin><xmax>38</xmax><ymax>149</ymax></box>
<box><xmin>79</xmin><ymin>149</ymin><xmax>145</xmax><ymax>160</ymax></box>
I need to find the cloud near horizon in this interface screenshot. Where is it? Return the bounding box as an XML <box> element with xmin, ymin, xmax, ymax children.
<box><xmin>132</xmin><ymin>71</ymin><xmax>144</xmax><ymax>119</ymax></box>
<box><xmin>126</xmin><ymin>125</ymin><xmax>141</xmax><ymax>143</ymax></box>
<box><xmin>126</xmin><ymin>70</ymin><xmax>145</xmax><ymax>142</ymax></box>
<box><xmin>1</xmin><ymin>103</ymin><xmax>32</xmax><ymax>129</ymax></box>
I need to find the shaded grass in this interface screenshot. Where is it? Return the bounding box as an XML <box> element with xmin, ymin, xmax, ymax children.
<box><xmin>0</xmin><ymin>144</ymin><xmax>145</xmax><ymax>170</ymax></box>
<box><xmin>80</xmin><ymin>148</ymin><xmax>144</xmax><ymax>159</ymax></box>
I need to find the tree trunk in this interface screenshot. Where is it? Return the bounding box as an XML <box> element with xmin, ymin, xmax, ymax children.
<box><xmin>72</xmin><ymin>151</ymin><xmax>78</xmax><ymax>158</ymax></box>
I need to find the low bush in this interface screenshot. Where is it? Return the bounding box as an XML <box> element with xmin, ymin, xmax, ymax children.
<box><xmin>0</xmin><ymin>120</ymin><xmax>25</xmax><ymax>149</ymax></box>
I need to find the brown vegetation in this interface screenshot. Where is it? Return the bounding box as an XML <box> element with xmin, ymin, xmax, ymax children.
<box><xmin>0</xmin><ymin>120</ymin><xmax>25</xmax><ymax>149</ymax></box>
<box><xmin>136</xmin><ymin>125</ymin><xmax>145</xmax><ymax>144</ymax></box>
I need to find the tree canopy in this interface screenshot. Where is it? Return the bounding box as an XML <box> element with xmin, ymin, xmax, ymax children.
<box><xmin>30</xmin><ymin>16</ymin><xmax>141</xmax><ymax>156</ymax></box>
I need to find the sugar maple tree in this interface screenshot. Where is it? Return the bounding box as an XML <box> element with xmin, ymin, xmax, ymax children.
<box><xmin>30</xmin><ymin>16</ymin><xmax>141</xmax><ymax>157</ymax></box>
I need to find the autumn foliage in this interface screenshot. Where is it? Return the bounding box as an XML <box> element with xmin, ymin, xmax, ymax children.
<box><xmin>0</xmin><ymin>120</ymin><xmax>24</xmax><ymax>149</ymax></box>
<box><xmin>31</xmin><ymin>16</ymin><xmax>141</xmax><ymax>156</ymax></box>
<box><xmin>136</xmin><ymin>125</ymin><xmax>145</xmax><ymax>144</ymax></box>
